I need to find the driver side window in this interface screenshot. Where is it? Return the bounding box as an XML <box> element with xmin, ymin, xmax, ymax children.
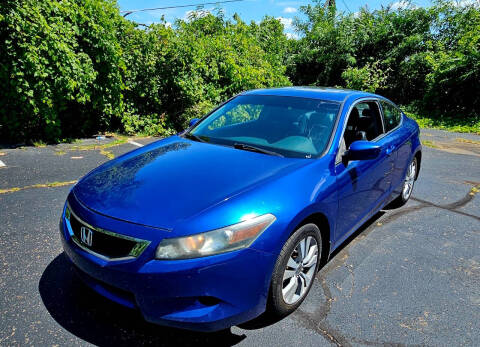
<box><xmin>337</xmin><ymin>101</ymin><xmax>384</xmax><ymax>163</ymax></box>
<box><xmin>344</xmin><ymin>101</ymin><xmax>384</xmax><ymax>148</ymax></box>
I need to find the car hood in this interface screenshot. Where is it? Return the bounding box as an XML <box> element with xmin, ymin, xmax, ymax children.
<box><xmin>73</xmin><ymin>136</ymin><xmax>307</xmax><ymax>230</ymax></box>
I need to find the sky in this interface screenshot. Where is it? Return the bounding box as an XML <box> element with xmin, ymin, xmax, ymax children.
<box><xmin>117</xmin><ymin>0</ymin><xmax>435</xmax><ymax>37</ymax></box>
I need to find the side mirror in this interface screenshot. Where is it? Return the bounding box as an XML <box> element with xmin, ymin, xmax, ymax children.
<box><xmin>189</xmin><ymin>118</ymin><xmax>200</xmax><ymax>127</ymax></box>
<box><xmin>346</xmin><ymin>140</ymin><xmax>381</xmax><ymax>161</ymax></box>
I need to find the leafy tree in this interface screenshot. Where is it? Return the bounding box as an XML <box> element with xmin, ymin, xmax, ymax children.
<box><xmin>347</xmin><ymin>4</ymin><xmax>435</xmax><ymax>103</ymax></box>
<box><xmin>132</xmin><ymin>13</ymin><xmax>291</xmax><ymax>130</ymax></box>
<box><xmin>422</xmin><ymin>1</ymin><xmax>480</xmax><ymax>119</ymax></box>
<box><xmin>342</xmin><ymin>61</ymin><xmax>389</xmax><ymax>93</ymax></box>
<box><xmin>0</xmin><ymin>0</ymin><xmax>125</xmax><ymax>142</ymax></box>
<box><xmin>290</xmin><ymin>3</ymin><xmax>356</xmax><ymax>87</ymax></box>
<box><xmin>117</xmin><ymin>20</ymin><xmax>175</xmax><ymax>136</ymax></box>
<box><xmin>1</xmin><ymin>0</ymin><xmax>479</xmax><ymax>142</ymax></box>
<box><xmin>290</xmin><ymin>0</ymin><xmax>435</xmax><ymax>102</ymax></box>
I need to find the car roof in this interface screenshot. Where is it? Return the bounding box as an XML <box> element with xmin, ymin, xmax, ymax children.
<box><xmin>242</xmin><ymin>86</ymin><xmax>377</xmax><ymax>103</ymax></box>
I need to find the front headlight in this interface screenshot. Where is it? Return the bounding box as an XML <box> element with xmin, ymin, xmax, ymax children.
<box><xmin>155</xmin><ymin>214</ymin><xmax>276</xmax><ymax>259</ymax></box>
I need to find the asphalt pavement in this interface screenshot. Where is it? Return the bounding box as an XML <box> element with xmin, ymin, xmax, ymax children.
<box><xmin>0</xmin><ymin>129</ymin><xmax>479</xmax><ymax>346</ymax></box>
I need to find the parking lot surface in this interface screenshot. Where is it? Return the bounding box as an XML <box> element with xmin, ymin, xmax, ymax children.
<box><xmin>0</xmin><ymin>129</ymin><xmax>479</xmax><ymax>346</ymax></box>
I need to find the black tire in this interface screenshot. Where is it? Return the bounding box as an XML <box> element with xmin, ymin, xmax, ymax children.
<box><xmin>268</xmin><ymin>223</ymin><xmax>322</xmax><ymax>317</ymax></box>
<box><xmin>390</xmin><ymin>156</ymin><xmax>418</xmax><ymax>208</ymax></box>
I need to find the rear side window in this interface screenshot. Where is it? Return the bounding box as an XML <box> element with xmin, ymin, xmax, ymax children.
<box><xmin>381</xmin><ymin>101</ymin><xmax>402</xmax><ymax>132</ymax></box>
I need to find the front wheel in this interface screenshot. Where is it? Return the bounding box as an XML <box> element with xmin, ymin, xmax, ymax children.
<box><xmin>391</xmin><ymin>157</ymin><xmax>417</xmax><ymax>208</ymax></box>
<box><xmin>268</xmin><ymin>223</ymin><xmax>322</xmax><ymax>317</ymax></box>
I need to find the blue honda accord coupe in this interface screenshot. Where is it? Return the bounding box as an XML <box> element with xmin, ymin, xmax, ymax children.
<box><xmin>60</xmin><ymin>87</ymin><xmax>421</xmax><ymax>331</ymax></box>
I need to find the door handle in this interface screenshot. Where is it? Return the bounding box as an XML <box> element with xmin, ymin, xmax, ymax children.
<box><xmin>386</xmin><ymin>145</ymin><xmax>395</xmax><ymax>156</ymax></box>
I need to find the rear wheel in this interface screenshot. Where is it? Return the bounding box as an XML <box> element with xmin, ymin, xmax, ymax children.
<box><xmin>268</xmin><ymin>223</ymin><xmax>321</xmax><ymax>316</ymax></box>
<box><xmin>391</xmin><ymin>157</ymin><xmax>417</xmax><ymax>208</ymax></box>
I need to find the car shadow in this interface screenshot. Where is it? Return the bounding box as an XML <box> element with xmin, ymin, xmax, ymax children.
<box><xmin>39</xmin><ymin>253</ymin><xmax>247</xmax><ymax>346</ymax></box>
<box><xmin>40</xmin><ymin>211</ymin><xmax>387</xmax><ymax>342</ymax></box>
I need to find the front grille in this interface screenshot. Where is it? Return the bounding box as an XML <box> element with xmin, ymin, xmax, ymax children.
<box><xmin>67</xmin><ymin>207</ymin><xmax>149</xmax><ymax>260</ymax></box>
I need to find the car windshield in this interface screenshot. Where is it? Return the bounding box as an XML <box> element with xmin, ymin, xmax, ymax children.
<box><xmin>187</xmin><ymin>95</ymin><xmax>340</xmax><ymax>158</ymax></box>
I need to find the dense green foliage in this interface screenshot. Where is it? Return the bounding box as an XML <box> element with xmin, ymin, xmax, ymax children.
<box><xmin>289</xmin><ymin>0</ymin><xmax>479</xmax><ymax>131</ymax></box>
<box><xmin>119</xmin><ymin>13</ymin><xmax>290</xmax><ymax>135</ymax></box>
<box><xmin>0</xmin><ymin>0</ymin><xmax>479</xmax><ymax>142</ymax></box>
<box><xmin>0</xmin><ymin>1</ymin><xmax>289</xmax><ymax>142</ymax></box>
<box><xmin>0</xmin><ymin>0</ymin><xmax>125</xmax><ymax>141</ymax></box>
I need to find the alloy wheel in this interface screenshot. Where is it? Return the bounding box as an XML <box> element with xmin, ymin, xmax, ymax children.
<box><xmin>282</xmin><ymin>236</ymin><xmax>318</xmax><ymax>305</ymax></box>
<box><xmin>402</xmin><ymin>159</ymin><xmax>416</xmax><ymax>200</ymax></box>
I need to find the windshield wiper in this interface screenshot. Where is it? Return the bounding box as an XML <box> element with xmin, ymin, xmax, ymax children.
<box><xmin>233</xmin><ymin>143</ymin><xmax>284</xmax><ymax>157</ymax></box>
<box><xmin>184</xmin><ymin>132</ymin><xmax>207</xmax><ymax>143</ymax></box>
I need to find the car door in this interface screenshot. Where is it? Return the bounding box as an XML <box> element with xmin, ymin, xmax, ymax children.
<box><xmin>334</xmin><ymin>100</ymin><xmax>395</xmax><ymax>244</ymax></box>
<box><xmin>379</xmin><ymin>101</ymin><xmax>411</xmax><ymax>194</ymax></box>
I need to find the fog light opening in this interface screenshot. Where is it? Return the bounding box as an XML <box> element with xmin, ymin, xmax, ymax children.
<box><xmin>197</xmin><ymin>296</ymin><xmax>221</xmax><ymax>307</ymax></box>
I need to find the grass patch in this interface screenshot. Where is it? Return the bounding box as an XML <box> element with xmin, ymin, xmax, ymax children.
<box><xmin>54</xmin><ymin>150</ymin><xmax>67</xmax><ymax>156</ymax></box>
<box><xmin>56</xmin><ymin>134</ymin><xmax>131</xmax><ymax>160</ymax></box>
<box><xmin>0</xmin><ymin>180</ymin><xmax>77</xmax><ymax>194</ymax></box>
<box><xmin>71</xmin><ymin>136</ymin><xmax>127</xmax><ymax>151</ymax></box>
<box><xmin>421</xmin><ymin>140</ymin><xmax>438</xmax><ymax>148</ymax></box>
<box><xmin>405</xmin><ymin>111</ymin><xmax>480</xmax><ymax>134</ymax></box>
<box><xmin>100</xmin><ymin>149</ymin><xmax>115</xmax><ymax>159</ymax></box>
<box><xmin>456</xmin><ymin>138</ymin><xmax>480</xmax><ymax>145</ymax></box>
<box><xmin>32</xmin><ymin>140</ymin><xmax>47</xmax><ymax>147</ymax></box>
<box><xmin>469</xmin><ymin>184</ymin><xmax>480</xmax><ymax>196</ymax></box>
<box><xmin>59</xmin><ymin>138</ymin><xmax>83</xmax><ymax>144</ymax></box>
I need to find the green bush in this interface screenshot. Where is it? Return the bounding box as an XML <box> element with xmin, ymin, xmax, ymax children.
<box><xmin>342</xmin><ymin>61</ymin><xmax>389</xmax><ymax>93</ymax></box>
<box><xmin>290</xmin><ymin>0</ymin><xmax>479</xmax><ymax>124</ymax></box>
<box><xmin>117</xmin><ymin>13</ymin><xmax>291</xmax><ymax>133</ymax></box>
<box><xmin>0</xmin><ymin>2</ymin><xmax>291</xmax><ymax>142</ymax></box>
<box><xmin>0</xmin><ymin>0</ymin><xmax>124</xmax><ymax>142</ymax></box>
<box><xmin>1</xmin><ymin>0</ymin><xmax>479</xmax><ymax>142</ymax></box>
<box><xmin>422</xmin><ymin>1</ymin><xmax>480</xmax><ymax>119</ymax></box>
<box><xmin>290</xmin><ymin>1</ymin><xmax>435</xmax><ymax>102</ymax></box>
<box><xmin>158</xmin><ymin>14</ymin><xmax>291</xmax><ymax>130</ymax></box>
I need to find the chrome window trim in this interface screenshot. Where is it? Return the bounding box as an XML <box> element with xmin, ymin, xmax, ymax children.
<box><xmin>335</xmin><ymin>97</ymin><xmax>386</xmax><ymax>165</ymax></box>
<box><xmin>65</xmin><ymin>203</ymin><xmax>150</xmax><ymax>262</ymax></box>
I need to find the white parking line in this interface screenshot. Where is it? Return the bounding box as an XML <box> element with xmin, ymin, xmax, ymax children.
<box><xmin>128</xmin><ymin>140</ymin><xmax>144</xmax><ymax>147</ymax></box>
<box><xmin>0</xmin><ymin>160</ymin><xmax>5</xmax><ymax>167</ymax></box>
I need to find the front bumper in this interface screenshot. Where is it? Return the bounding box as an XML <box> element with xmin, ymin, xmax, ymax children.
<box><xmin>59</xmin><ymin>196</ymin><xmax>277</xmax><ymax>331</ymax></box>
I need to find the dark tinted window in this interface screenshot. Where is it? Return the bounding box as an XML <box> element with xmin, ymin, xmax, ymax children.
<box><xmin>344</xmin><ymin>101</ymin><xmax>384</xmax><ymax>148</ymax></box>
<box><xmin>381</xmin><ymin>101</ymin><xmax>402</xmax><ymax>132</ymax></box>
<box><xmin>189</xmin><ymin>95</ymin><xmax>340</xmax><ymax>158</ymax></box>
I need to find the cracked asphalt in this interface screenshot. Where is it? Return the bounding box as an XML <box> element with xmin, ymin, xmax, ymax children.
<box><xmin>0</xmin><ymin>129</ymin><xmax>479</xmax><ymax>346</ymax></box>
